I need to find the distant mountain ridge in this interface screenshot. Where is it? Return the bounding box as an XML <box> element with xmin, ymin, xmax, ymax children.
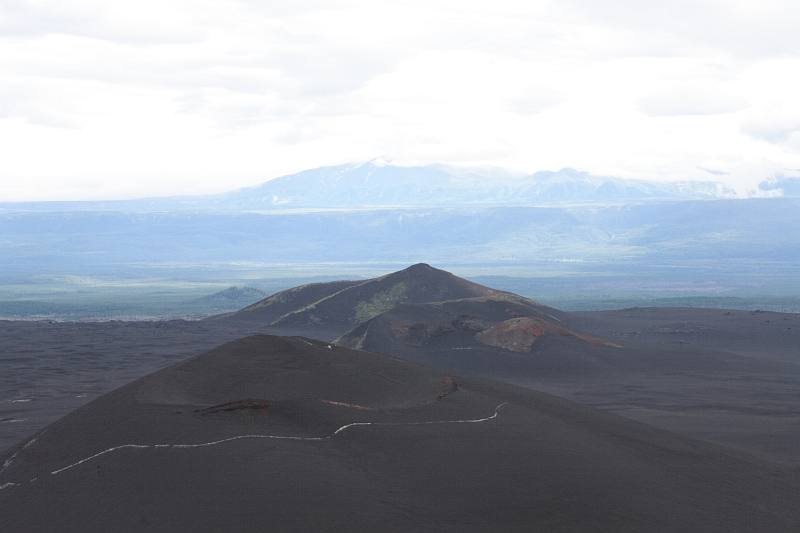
<box><xmin>216</xmin><ymin>162</ymin><xmax>735</xmax><ymax>209</ymax></box>
<box><xmin>0</xmin><ymin>161</ymin><xmax>736</xmax><ymax>212</ymax></box>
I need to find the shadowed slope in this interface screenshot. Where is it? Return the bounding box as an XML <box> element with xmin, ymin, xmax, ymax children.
<box><xmin>1</xmin><ymin>335</ymin><xmax>799</xmax><ymax>532</ymax></box>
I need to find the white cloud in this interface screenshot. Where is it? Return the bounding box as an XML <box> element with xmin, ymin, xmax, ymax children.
<box><xmin>638</xmin><ymin>82</ymin><xmax>747</xmax><ymax>117</ymax></box>
<box><xmin>0</xmin><ymin>0</ymin><xmax>206</xmax><ymax>43</ymax></box>
<box><xmin>737</xmin><ymin>59</ymin><xmax>800</xmax><ymax>146</ymax></box>
<box><xmin>743</xmin><ymin>115</ymin><xmax>800</xmax><ymax>144</ymax></box>
<box><xmin>0</xmin><ymin>0</ymin><xmax>800</xmax><ymax>200</ymax></box>
<box><xmin>561</xmin><ymin>0</ymin><xmax>800</xmax><ymax>58</ymax></box>
<box><xmin>0</xmin><ymin>81</ymin><xmax>79</xmax><ymax>127</ymax></box>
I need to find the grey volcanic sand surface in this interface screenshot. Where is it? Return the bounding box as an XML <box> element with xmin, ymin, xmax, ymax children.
<box><xmin>2</xmin><ymin>335</ymin><xmax>800</xmax><ymax>532</ymax></box>
<box><xmin>345</xmin><ymin>303</ymin><xmax>800</xmax><ymax>465</ymax></box>
<box><xmin>550</xmin><ymin>308</ymin><xmax>800</xmax><ymax>465</ymax></box>
<box><xmin>3</xmin><ymin>304</ymin><xmax>800</xmax><ymax>468</ymax></box>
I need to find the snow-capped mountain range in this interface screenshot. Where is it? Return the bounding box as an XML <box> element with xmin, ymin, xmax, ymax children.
<box><xmin>1</xmin><ymin>161</ymin><xmax>740</xmax><ymax>212</ymax></box>
<box><xmin>218</xmin><ymin>161</ymin><xmax>736</xmax><ymax>210</ymax></box>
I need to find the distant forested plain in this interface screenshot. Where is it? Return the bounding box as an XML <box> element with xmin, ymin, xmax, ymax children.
<box><xmin>1</xmin><ymin>163</ymin><xmax>798</xmax><ymax>319</ymax></box>
<box><xmin>1</xmin><ymin>197</ymin><xmax>799</xmax><ymax>319</ymax></box>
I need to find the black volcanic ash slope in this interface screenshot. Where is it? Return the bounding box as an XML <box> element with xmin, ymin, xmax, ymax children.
<box><xmin>1</xmin><ymin>335</ymin><xmax>799</xmax><ymax>532</ymax></box>
<box><xmin>222</xmin><ymin>279</ymin><xmax>363</xmax><ymax>324</ymax></box>
<box><xmin>211</xmin><ymin>265</ymin><xmax>800</xmax><ymax>465</ymax></box>
<box><xmin>228</xmin><ymin>265</ymin><xmax>800</xmax><ymax>466</ymax></box>
<box><xmin>227</xmin><ymin>263</ymin><xmax>564</xmax><ymax>334</ymax></box>
<box><xmin>221</xmin><ymin>264</ymin><xmax>768</xmax><ymax>380</ymax></box>
<box><xmin>326</xmin><ymin>266</ymin><xmax>799</xmax><ymax>381</ymax></box>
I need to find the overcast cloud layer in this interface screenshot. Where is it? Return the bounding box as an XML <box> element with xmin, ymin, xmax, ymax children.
<box><xmin>1</xmin><ymin>0</ymin><xmax>800</xmax><ymax>200</ymax></box>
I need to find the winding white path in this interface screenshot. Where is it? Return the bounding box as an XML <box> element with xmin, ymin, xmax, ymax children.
<box><xmin>0</xmin><ymin>402</ymin><xmax>507</xmax><ymax>490</ymax></box>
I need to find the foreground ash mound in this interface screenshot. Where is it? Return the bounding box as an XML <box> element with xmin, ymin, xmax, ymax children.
<box><xmin>207</xmin><ymin>265</ymin><xmax>800</xmax><ymax>465</ymax></box>
<box><xmin>3</xmin><ymin>335</ymin><xmax>799</xmax><ymax>532</ymax></box>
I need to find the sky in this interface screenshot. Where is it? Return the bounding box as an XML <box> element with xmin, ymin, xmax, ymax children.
<box><xmin>1</xmin><ymin>0</ymin><xmax>800</xmax><ymax>200</ymax></box>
